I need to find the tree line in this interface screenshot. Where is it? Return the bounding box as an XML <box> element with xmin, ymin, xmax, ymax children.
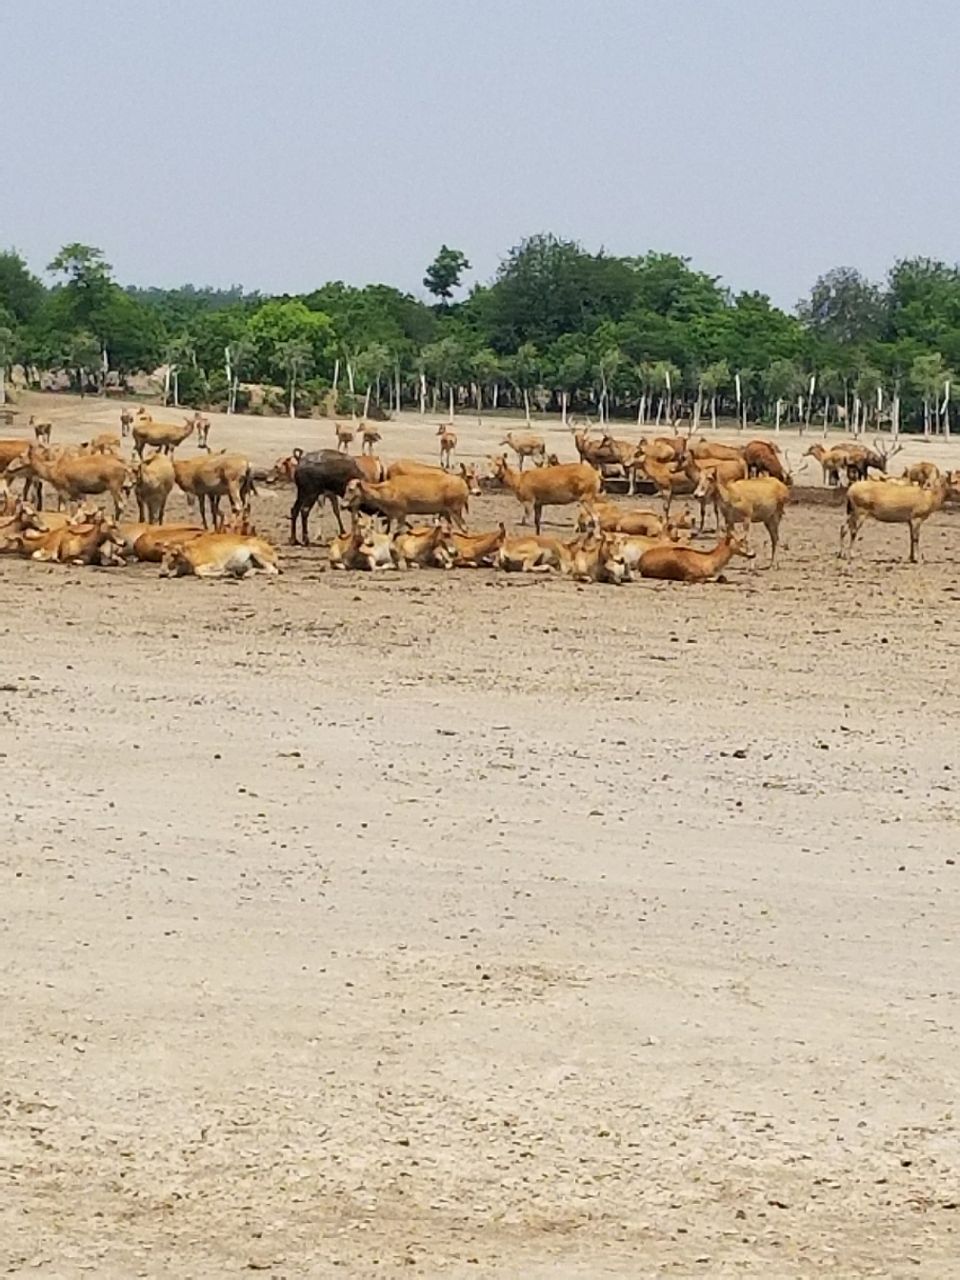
<box><xmin>0</xmin><ymin>236</ymin><xmax>957</xmax><ymax>435</ymax></box>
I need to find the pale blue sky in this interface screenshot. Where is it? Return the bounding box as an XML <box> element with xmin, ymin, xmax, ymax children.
<box><xmin>5</xmin><ymin>0</ymin><xmax>957</xmax><ymax>307</ymax></box>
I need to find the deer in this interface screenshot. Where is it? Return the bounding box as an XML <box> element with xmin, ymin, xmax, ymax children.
<box><xmin>334</xmin><ymin>420</ymin><xmax>355</xmax><ymax>452</ymax></box>
<box><xmin>437</xmin><ymin>424</ymin><xmax>457</xmax><ymax>470</ymax></box>
<box><xmin>499</xmin><ymin>431</ymin><xmax>546</xmax><ymax>469</ymax></box>
<box><xmin>132</xmin><ymin>410</ymin><xmax>195</xmax><ymax>457</ymax></box>
<box><xmin>695</xmin><ymin>471</ymin><xmax>791</xmax><ymax>566</ymax></box>
<box><xmin>839</xmin><ymin>473</ymin><xmax>956</xmax><ymax>564</ymax></box>
<box><xmin>360</xmin><ymin>421</ymin><xmax>382</xmax><ymax>455</ymax></box>
<box><xmin>803</xmin><ymin>443</ymin><xmax>849</xmax><ymax>487</ymax></box>
<box><xmin>29</xmin><ymin>416</ymin><xmax>52</xmax><ymax>446</ymax></box>
<box><xmin>638</xmin><ymin>531</ymin><xmax>756</xmax><ymax>582</ymax></box>
<box><xmin>490</xmin><ymin>455</ymin><xmax>600</xmax><ymax>533</ymax></box>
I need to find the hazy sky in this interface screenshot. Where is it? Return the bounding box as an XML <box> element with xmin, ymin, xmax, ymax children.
<box><xmin>5</xmin><ymin>0</ymin><xmax>957</xmax><ymax>309</ymax></box>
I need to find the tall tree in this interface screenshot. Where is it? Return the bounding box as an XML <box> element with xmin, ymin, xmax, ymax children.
<box><xmin>423</xmin><ymin>246</ymin><xmax>471</xmax><ymax>304</ymax></box>
<box><xmin>274</xmin><ymin>338</ymin><xmax>312</xmax><ymax>418</ymax></box>
<box><xmin>0</xmin><ymin>325</ymin><xmax>16</xmax><ymax>405</ymax></box>
<box><xmin>0</xmin><ymin>250</ymin><xmax>45</xmax><ymax>324</ymax></box>
<box><xmin>701</xmin><ymin>360</ymin><xmax>729</xmax><ymax>430</ymax></box>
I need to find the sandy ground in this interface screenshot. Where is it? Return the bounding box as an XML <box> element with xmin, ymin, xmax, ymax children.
<box><xmin>2</xmin><ymin>394</ymin><xmax>960</xmax><ymax>1277</ymax></box>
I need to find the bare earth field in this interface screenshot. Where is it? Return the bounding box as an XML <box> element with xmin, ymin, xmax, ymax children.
<box><xmin>2</xmin><ymin>395</ymin><xmax>960</xmax><ymax>1277</ymax></box>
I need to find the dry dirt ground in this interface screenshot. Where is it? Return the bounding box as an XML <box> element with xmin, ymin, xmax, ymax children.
<box><xmin>2</xmin><ymin>396</ymin><xmax>960</xmax><ymax>1277</ymax></box>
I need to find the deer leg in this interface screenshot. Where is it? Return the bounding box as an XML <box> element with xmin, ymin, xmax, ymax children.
<box><xmin>909</xmin><ymin>520</ymin><xmax>920</xmax><ymax>564</ymax></box>
<box><xmin>767</xmin><ymin>514</ymin><xmax>781</xmax><ymax>566</ymax></box>
<box><xmin>533</xmin><ymin>503</ymin><xmax>543</xmax><ymax>535</ymax></box>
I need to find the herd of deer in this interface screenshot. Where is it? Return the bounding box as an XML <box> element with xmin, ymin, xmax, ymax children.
<box><xmin>1</xmin><ymin>407</ymin><xmax>957</xmax><ymax>581</ymax></box>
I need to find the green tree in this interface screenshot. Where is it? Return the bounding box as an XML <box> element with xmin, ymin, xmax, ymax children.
<box><xmin>701</xmin><ymin>359</ymin><xmax>730</xmax><ymax>429</ymax></box>
<box><xmin>545</xmin><ymin>336</ymin><xmax>588</xmax><ymax>425</ymax></box>
<box><xmin>225</xmin><ymin>335</ymin><xmax>257</xmax><ymax>413</ymax></box>
<box><xmin>248</xmin><ymin>299</ymin><xmax>334</xmax><ymax>387</ymax></box>
<box><xmin>422</xmin><ymin>336</ymin><xmax>466</xmax><ymax>418</ymax></box>
<box><xmin>355</xmin><ymin>340</ymin><xmax>392</xmax><ymax>415</ymax></box>
<box><xmin>0</xmin><ymin>251</ymin><xmax>45</xmax><ymax>324</ymax></box>
<box><xmin>911</xmin><ymin>352</ymin><xmax>949</xmax><ymax>437</ymax></box>
<box><xmin>163</xmin><ymin>334</ymin><xmax>195</xmax><ymax>407</ymax></box>
<box><xmin>797</xmin><ymin>267</ymin><xmax>884</xmax><ymax>348</ymax></box>
<box><xmin>275</xmin><ymin>337</ymin><xmax>313</xmax><ymax>417</ymax></box>
<box><xmin>504</xmin><ymin>341</ymin><xmax>541</xmax><ymax>425</ymax></box>
<box><xmin>470</xmin><ymin>347</ymin><xmax>502</xmax><ymax>417</ymax></box>
<box><xmin>649</xmin><ymin>359</ymin><xmax>680</xmax><ymax>427</ymax></box>
<box><xmin>64</xmin><ymin>330</ymin><xmax>101</xmax><ymax>397</ymax></box>
<box><xmin>763</xmin><ymin>358</ymin><xmax>803</xmax><ymax>431</ymax></box>
<box><xmin>0</xmin><ymin>325</ymin><xmax>16</xmax><ymax>405</ymax></box>
<box><xmin>423</xmin><ymin>246</ymin><xmax>471</xmax><ymax>304</ymax></box>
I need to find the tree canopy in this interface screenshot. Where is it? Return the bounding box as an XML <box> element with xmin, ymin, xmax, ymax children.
<box><xmin>2</xmin><ymin>236</ymin><xmax>957</xmax><ymax>429</ymax></box>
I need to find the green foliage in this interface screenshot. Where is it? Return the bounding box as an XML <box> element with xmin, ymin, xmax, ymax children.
<box><xmin>423</xmin><ymin>246</ymin><xmax>471</xmax><ymax>303</ymax></box>
<box><xmin>7</xmin><ymin>234</ymin><xmax>960</xmax><ymax>431</ymax></box>
<box><xmin>0</xmin><ymin>251</ymin><xmax>45</xmax><ymax>324</ymax></box>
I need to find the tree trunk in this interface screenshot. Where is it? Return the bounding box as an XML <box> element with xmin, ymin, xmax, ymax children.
<box><xmin>289</xmin><ymin>372</ymin><xmax>297</xmax><ymax>418</ymax></box>
<box><xmin>395</xmin><ymin>364</ymin><xmax>401</xmax><ymax>417</ymax></box>
<box><xmin>163</xmin><ymin>366</ymin><xmax>171</xmax><ymax>405</ymax></box>
<box><xmin>475</xmin><ymin>381</ymin><xmax>483</xmax><ymax>425</ymax></box>
<box><xmin>346</xmin><ymin>360</ymin><xmax>356</xmax><ymax>420</ymax></box>
<box><xmin>774</xmin><ymin>398</ymin><xmax>782</xmax><ymax>432</ymax></box>
<box><xmin>363</xmin><ymin>385</ymin><xmax>372</xmax><ymax>419</ymax></box>
<box><xmin>891</xmin><ymin>386</ymin><xmax>900</xmax><ymax>437</ymax></box>
<box><xmin>173</xmin><ymin>369</ymin><xmax>179</xmax><ymax>407</ymax></box>
<box><xmin>823</xmin><ymin>395</ymin><xmax>830</xmax><ymax>437</ymax></box>
<box><xmin>225</xmin><ymin>347</ymin><xmax>233</xmax><ymax>413</ymax></box>
<box><xmin>448</xmin><ymin>384</ymin><xmax>455</xmax><ymax>420</ymax></box>
<box><xmin>655</xmin><ymin>395</ymin><xmax>664</xmax><ymax>428</ymax></box>
<box><xmin>523</xmin><ymin>387</ymin><xmax>532</xmax><ymax>426</ymax></box>
<box><xmin>638</xmin><ymin>392</ymin><xmax>646</xmax><ymax>425</ymax></box>
<box><xmin>0</xmin><ymin>366</ymin><xmax>5</xmax><ymax>406</ymax></box>
<box><xmin>419</xmin><ymin>372</ymin><xmax>426</xmax><ymax>417</ymax></box>
<box><xmin>943</xmin><ymin>382</ymin><xmax>951</xmax><ymax>439</ymax></box>
<box><xmin>431</xmin><ymin>384</ymin><xmax>438</xmax><ymax>413</ymax></box>
<box><xmin>693</xmin><ymin>383</ymin><xmax>703</xmax><ymax>432</ymax></box>
<box><xmin>492</xmin><ymin>382</ymin><xmax>499</xmax><ymax>409</ymax></box>
<box><xmin>375</xmin><ymin>372</ymin><xmax>381</xmax><ymax>405</ymax></box>
<box><xmin>561</xmin><ymin>389</ymin><xmax>568</xmax><ymax>427</ymax></box>
<box><xmin>842</xmin><ymin>381</ymin><xmax>850</xmax><ymax>430</ymax></box>
<box><xmin>710</xmin><ymin>393</ymin><xmax>717</xmax><ymax>431</ymax></box>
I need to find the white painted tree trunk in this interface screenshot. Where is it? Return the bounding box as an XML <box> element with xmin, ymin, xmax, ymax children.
<box><xmin>492</xmin><ymin>382</ymin><xmax>499</xmax><ymax>409</ymax></box>
<box><xmin>774</xmin><ymin>398</ymin><xmax>782</xmax><ymax>432</ymax></box>
<box><xmin>923</xmin><ymin>397</ymin><xmax>931</xmax><ymax>438</ymax></box>
<box><xmin>475</xmin><ymin>381</ymin><xmax>483</xmax><ymax>425</ymax></box>
<box><xmin>173</xmin><ymin>369</ymin><xmax>179</xmax><ymax>407</ymax></box>
<box><xmin>943</xmin><ymin>381</ymin><xmax>951</xmax><ymax>438</ymax></box>
<box><xmin>225</xmin><ymin>347</ymin><xmax>233</xmax><ymax>413</ymax></box>
<box><xmin>289</xmin><ymin>371</ymin><xmax>297</xmax><ymax>418</ymax></box>
<box><xmin>710</xmin><ymin>394</ymin><xmax>717</xmax><ymax>431</ymax></box>
<box><xmin>419</xmin><ymin>373</ymin><xmax>426</xmax><ymax>417</ymax></box>
<box><xmin>561</xmin><ymin>389</ymin><xmax>568</xmax><ymax>427</ymax></box>
<box><xmin>346</xmin><ymin>360</ymin><xmax>356</xmax><ymax>420</ymax></box>
<box><xmin>363</xmin><ymin>385</ymin><xmax>372</xmax><ymax>419</ymax></box>
<box><xmin>823</xmin><ymin>395</ymin><xmax>830</xmax><ymax>436</ymax></box>
<box><xmin>655</xmin><ymin>395</ymin><xmax>664</xmax><ymax>428</ymax></box>
<box><xmin>395</xmin><ymin>364</ymin><xmax>401</xmax><ymax>417</ymax></box>
<box><xmin>448</xmin><ymin>384</ymin><xmax>455</xmax><ymax>420</ymax></box>
<box><xmin>891</xmin><ymin>389</ymin><xmax>900</xmax><ymax>437</ymax></box>
<box><xmin>693</xmin><ymin>383</ymin><xmax>703</xmax><ymax>431</ymax></box>
<box><xmin>523</xmin><ymin>388</ymin><xmax>532</xmax><ymax>426</ymax></box>
<box><xmin>163</xmin><ymin>366</ymin><xmax>171</xmax><ymax>405</ymax></box>
<box><xmin>638</xmin><ymin>392</ymin><xmax>646</xmax><ymax>425</ymax></box>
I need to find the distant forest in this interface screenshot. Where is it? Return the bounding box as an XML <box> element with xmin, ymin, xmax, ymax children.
<box><xmin>0</xmin><ymin>236</ymin><xmax>957</xmax><ymax>434</ymax></box>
